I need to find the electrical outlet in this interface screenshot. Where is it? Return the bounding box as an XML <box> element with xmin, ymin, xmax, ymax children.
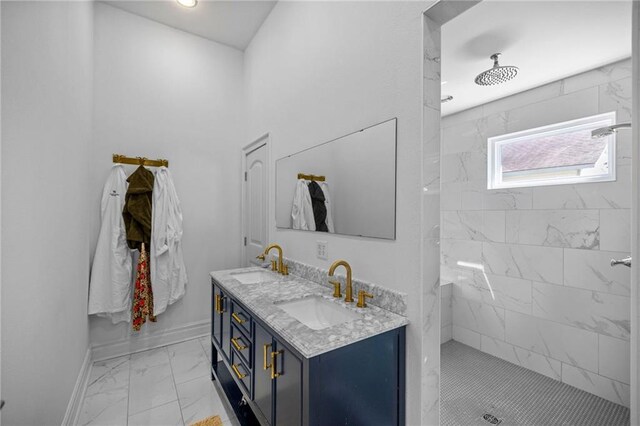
<box><xmin>317</xmin><ymin>241</ymin><xmax>328</xmax><ymax>260</ymax></box>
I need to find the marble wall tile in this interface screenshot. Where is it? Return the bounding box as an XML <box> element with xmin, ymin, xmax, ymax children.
<box><xmin>562</xmin><ymin>364</ymin><xmax>630</xmax><ymax>407</ymax></box>
<box><xmin>532</xmin><ymin>282</ymin><xmax>630</xmax><ymax>339</ymax></box>
<box><xmin>600</xmin><ymin>209</ymin><xmax>631</xmax><ymax>252</ymax></box>
<box><xmin>531</xmin><ymin>176</ymin><xmax>630</xmax><ymax>209</ymax></box>
<box><xmin>441</xmin><ymin>283</ymin><xmax>452</xmax><ymax>326</ymax></box>
<box><xmin>482</xmin><ymin>80</ymin><xmax>564</xmax><ymax>118</ymax></box>
<box><xmin>564</xmin><ymin>248</ymin><xmax>631</xmax><ymax>296</ymax></box>
<box><xmin>505</xmin><ymin>310</ymin><xmax>599</xmax><ymax>372</ymax></box>
<box><xmin>452</xmin><ymin>271</ymin><xmax>532</xmax><ymax>315</ymax></box>
<box><xmin>452</xmin><ymin>297</ymin><xmax>505</xmax><ymax>340</ymax></box>
<box><xmin>441</xmin><ymin>239</ymin><xmax>482</xmax><ymax>268</ymax></box>
<box><xmin>505</xmin><ymin>210</ymin><xmax>599</xmax><ymax>249</ymax></box>
<box><xmin>482</xmin><ymin>242</ymin><xmax>563</xmax><ymax>284</ymax></box>
<box><xmin>452</xmin><ymin>324</ymin><xmax>481</xmax><ymax>349</ymax></box>
<box><xmin>480</xmin><ymin>336</ymin><xmax>562</xmax><ymax>381</ymax></box>
<box><xmin>599</xmin><ymin>77</ymin><xmax>632</xmax><ymax>122</ymax></box>
<box><xmin>441</xmin><ymin>182</ymin><xmax>461</xmax><ymax>211</ymax></box>
<box><xmin>599</xmin><ymin>335</ymin><xmax>630</xmax><ymax>385</ymax></box>
<box><xmin>441</xmin><ymin>325</ymin><xmax>452</xmax><ymax>344</ymax></box>
<box><xmin>561</xmin><ymin>59</ymin><xmax>631</xmax><ymax>95</ymax></box>
<box><xmin>441</xmin><ymin>151</ymin><xmax>486</xmax><ymax>184</ymax></box>
<box><xmin>505</xmin><ymin>87</ymin><xmax>599</xmax><ymax>134</ymax></box>
<box><xmin>460</xmin><ymin>181</ymin><xmax>485</xmax><ymax>210</ymax></box>
<box><xmin>442</xmin><ymin>211</ymin><xmax>505</xmax><ymax>242</ymax></box>
<box><xmin>483</xmin><ymin>188</ymin><xmax>532</xmax><ymax>210</ymax></box>
<box><xmin>441</xmin><ymin>116</ymin><xmax>487</xmax><ymax>155</ymax></box>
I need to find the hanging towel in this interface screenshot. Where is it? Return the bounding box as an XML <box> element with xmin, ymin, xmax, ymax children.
<box><xmin>123</xmin><ymin>165</ymin><xmax>154</xmax><ymax>251</ymax></box>
<box><xmin>88</xmin><ymin>165</ymin><xmax>133</xmax><ymax>323</ymax></box>
<box><xmin>319</xmin><ymin>182</ymin><xmax>335</xmax><ymax>233</ymax></box>
<box><xmin>132</xmin><ymin>243</ymin><xmax>156</xmax><ymax>331</ymax></box>
<box><xmin>291</xmin><ymin>179</ymin><xmax>315</xmax><ymax>231</ymax></box>
<box><xmin>151</xmin><ymin>167</ymin><xmax>188</xmax><ymax>316</ymax></box>
<box><xmin>308</xmin><ymin>181</ymin><xmax>328</xmax><ymax>232</ymax></box>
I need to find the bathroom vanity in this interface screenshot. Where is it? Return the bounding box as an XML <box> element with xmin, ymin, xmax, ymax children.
<box><xmin>209</xmin><ymin>267</ymin><xmax>408</xmax><ymax>426</ymax></box>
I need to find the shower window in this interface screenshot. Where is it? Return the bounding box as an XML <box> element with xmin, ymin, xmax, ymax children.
<box><xmin>487</xmin><ymin>112</ymin><xmax>616</xmax><ymax>189</ymax></box>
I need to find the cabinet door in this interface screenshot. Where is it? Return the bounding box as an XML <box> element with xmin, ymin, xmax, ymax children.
<box><xmin>220</xmin><ymin>291</ymin><xmax>231</xmax><ymax>361</ymax></box>
<box><xmin>273</xmin><ymin>340</ymin><xmax>302</xmax><ymax>426</ymax></box>
<box><xmin>212</xmin><ymin>283</ymin><xmax>223</xmax><ymax>348</ymax></box>
<box><xmin>253</xmin><ymin>322</ymin><xmax>273</xmax><ymax>424</ymax></box>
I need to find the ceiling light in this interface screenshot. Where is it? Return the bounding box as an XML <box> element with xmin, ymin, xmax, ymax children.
<box><xmin>177</xmin><ymin>0</ymin><xmax>197</xmax><ymax>8</ymax></box>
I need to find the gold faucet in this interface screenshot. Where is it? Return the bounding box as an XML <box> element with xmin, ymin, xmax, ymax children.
<box><xmin>328</xmin><ymin>260</ymin><xmax>354</xmax><ymax>303</ymax></box>
<box><xmin>257</xmin><ymin>244</ymin><xmax>288</xmax><ymax>275</ymax></box>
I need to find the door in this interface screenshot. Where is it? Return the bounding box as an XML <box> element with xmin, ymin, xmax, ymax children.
<box><xmin>632</xmin><ymin>3</ymin><xmax>640</xmax><ymax>422</ymax></box>
<box><xmin>253</xmin><ymin>323</ymin><xmax>273</xmax><ymax>423</ymax></box>
<box><xmin>273</xmin><ymin>340</ymin><xmax>302</xmax><ymax>426</ymax></box>
<box><xmin>212</xmin><ymin>284</ymin><xmax>223</xmax><ymax>349</ymax></box>
<box><xmin>244</xmin><ymin>142</ymin><xmax>268</xmax><ymax>266</ymax></box>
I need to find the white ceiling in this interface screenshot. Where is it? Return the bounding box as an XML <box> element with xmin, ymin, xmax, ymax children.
<box><xmin>441</xmin><ymin>1</ymin><xmax>632</xmax><ymax>116</ymax></box>
<box><xmin>103</xmin><ymin>0</ymin><xmax>277</xmax><ymax>50</ymax></box>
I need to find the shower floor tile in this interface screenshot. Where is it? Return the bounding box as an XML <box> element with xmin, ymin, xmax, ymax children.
<box><xmin>441</xmin><ymin>340</ymin><xmax>629</xmax><ymax>426</ymax></box>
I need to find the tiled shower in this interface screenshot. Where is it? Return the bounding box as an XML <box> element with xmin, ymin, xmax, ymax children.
<box><xmin>440</xmin><ymin>58</ymin><xmax>632</xmax><ymax>408</ymax></box>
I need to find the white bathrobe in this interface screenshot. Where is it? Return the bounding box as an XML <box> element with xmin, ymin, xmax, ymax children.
<box><xmin>151</xmin><ymin>167</ymin><xmax>187</xmax><ymax>316</ymax></box>
<box><xmin>291</xmin><ymin>179</ymin><xmax>315</xmax><ymax>231</ymax></box>
<box><xmin>88</xmin><ymin>165</ymin><xmax>133</xmax><ymax>323</ymax></box>
<box><xmin>320</xmin><ymin>182</ymin><xmax>335</xmax><ymax>233</ymax></box>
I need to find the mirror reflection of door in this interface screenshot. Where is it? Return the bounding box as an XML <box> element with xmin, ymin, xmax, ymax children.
<box><xmin>244</xmin><ymin>142</ymin><xmax>267</xmax><ymax>266</ymax></box>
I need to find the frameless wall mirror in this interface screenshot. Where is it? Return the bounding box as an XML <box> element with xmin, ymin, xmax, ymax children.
<box><xmin>276</xmin><ymin>118</ymin><xmax>397</xmax><ymax>240</ymax></box>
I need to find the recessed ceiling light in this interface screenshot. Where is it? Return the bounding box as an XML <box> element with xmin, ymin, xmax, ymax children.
<box><xmin>177</xmin><ymin>0</ymin><xmax>197</xmax><ymax>8</ymax></box>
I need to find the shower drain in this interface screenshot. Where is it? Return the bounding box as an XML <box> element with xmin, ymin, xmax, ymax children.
<box><xmin>482</xmin><ymin>413</ymin><xmax>502</xmax><ymax>425</ymax></box>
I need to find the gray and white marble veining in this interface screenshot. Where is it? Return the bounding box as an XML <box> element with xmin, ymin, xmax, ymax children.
<box><xmin>210</xmin><ymin>267</ymin><xmax>408</xmax><ymax>359</ymax></box>
<box><xmin>283</xmin><ymin>257</ymin><xmax>408</xmax><ymax>316</ymax></box>
<box><xmin>505</xmin><ymin>210</ymin><xmax>600</xmax><ymax>249</ymax></box>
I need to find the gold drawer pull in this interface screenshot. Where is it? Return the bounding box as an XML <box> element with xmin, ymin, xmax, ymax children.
<box><xmin>271</xmin><ymin>350</ymin><xmax>283</xmax><ymax>380</ymax></box>
<box><xmin>231</xmin><ymin>363</ymin><xmax>247</xmax><ymax>379</ymax></box>
<box><xmin>231</xmin><ymin>337</ymin><xmax>247</xmax><ymax>351</ymax></box>
<box><xmin>232</xmin><ymin>312</ymin><xmax>246</xmax><ymax>324</ymax></box>
<box><xmin>215</xmin><ymin>294</ymin><xmax>221</xmax><ymax>313</ymax></box>
<box><xmin>263</xmin><ymin>344</ymin><xmax>272</xmax><ymax>370</ymax></box>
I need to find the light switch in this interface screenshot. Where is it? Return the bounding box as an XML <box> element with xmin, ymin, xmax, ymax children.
<box><xmin>317</xmin><ymin>241</ymin><xmax>328</xmax><ymax>260</ymax></box>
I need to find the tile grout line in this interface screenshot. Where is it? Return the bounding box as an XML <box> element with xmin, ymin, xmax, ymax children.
<box><xmin>165</xmin><ymin>344</ymin><xmax>187</xmax><ymax>426</ymax></box>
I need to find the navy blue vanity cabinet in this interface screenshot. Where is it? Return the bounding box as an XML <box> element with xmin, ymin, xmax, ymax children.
<box><xmin>212</xmin><ymin>282</ymin><xmax>231</xmax><ymax>362</ymax></box>
<box><xmin>211</xmin><ymin>277</ymin><xmax>406</xmax><ymax>426</ymax></box>
<box><xmin>253</xmin><ymin>322</ymin><xmax>303</xmax><ymax>426</ymax></box>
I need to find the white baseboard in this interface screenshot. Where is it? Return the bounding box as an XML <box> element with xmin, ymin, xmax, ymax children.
<box><xmin>62</xmin><ymin>347</ymin><xmax>92</xmax><ymax>426</ymax></box>
<box><xmin>91</xmin><ymin>319</ymin><xmax>211</xmax><ymax>361</ymax></box>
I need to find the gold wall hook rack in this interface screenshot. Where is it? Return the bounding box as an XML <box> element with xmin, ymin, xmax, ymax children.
<box><xmin>298</xmin><ymin>173</ymin><xmax>325</xmax><ymax>182</ymax></box>
<box><xmin>113</xmin><ymin>154</ymin><xmax>169</xmax><ymax>168</ymax></box>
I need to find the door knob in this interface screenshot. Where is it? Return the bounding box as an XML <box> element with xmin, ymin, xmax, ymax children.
<box><xmin>610</xmin><ymin>257</ymin><xmax>632</xmax><ymax>268</ymax></box>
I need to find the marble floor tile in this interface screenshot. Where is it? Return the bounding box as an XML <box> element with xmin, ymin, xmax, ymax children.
<box><xmin>77</xmin><ymin>386</ymin><xmax>128</xmax><ymax>426</ymax></box>
<box><xmin>85</xmin><ymin>355</ymin><xmax>130</xmax><ymax>397</ymax></box>
<box><xmin>129</xmin><ymin>361</ymin><xmax>178</xmax><ymax>415</ymax></box>
<box><xmin>131</xmin><ymin>347</ymin><xmax>170</xmax><ymax>370</ymax></box>
<box><xmin>128</xmin><ymin>400</ymin><xmax>184</xmax><ymax>426</ymax></box>
<box><xmin>199</xmin><ymin>336</ymin><xmax>212</xmax><ymax>362</ymax></box>
<box><xmin>169</xmin><ymin>340</ymin><xmax>211</xmax><ymax>384</ymax></box>
<box><xmin>177</xmin><ymin>376</ymin><xmax>234</xmax><ymax>425</ymax></box>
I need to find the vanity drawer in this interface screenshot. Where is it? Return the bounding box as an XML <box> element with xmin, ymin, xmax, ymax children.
<box><xmin>231</xmin><ymin>301</ymin><xmax>253</xmax><ymax>337</ymax></box>
<box><xmin>231</xmin><ymin>323</ymin><xmax>252</xmax><ymax>368</ymax></box>
<box><xmin>230</xmin><ymin>350</ymin><xmax>252</xmax><ymax>398</ymax></box>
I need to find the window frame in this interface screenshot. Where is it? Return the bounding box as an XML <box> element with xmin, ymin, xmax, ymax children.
<box><xmin>487</xmin><ymin>112</ymin><xmax>617</xmax><ymax>190</ymax></box>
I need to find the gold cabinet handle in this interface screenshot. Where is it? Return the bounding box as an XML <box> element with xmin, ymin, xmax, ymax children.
<box><xmin>271</xmin><ymin>350</ymin><xmax>283</xmax><ymax>380</ymax></box>
<box><xmin>231</xmin><ymin>363</ymin><xmax>247</xmax><ymax>379</ymax></box>
<box><xmin>232</xmin><ymin>312</ymin><xmax>246</xmax><ymax>324</ymax></box>
<box><xmin>231</xmin><ymin>337</ymin><xmax>247</xmax><ymax>351</ymax></box>
<box><xmin>215</xmin><ymin>294</ymin><xmax>221</xmax><ymax>313</ymax></box>
<box><xmin>263</xmin><ymin>344</ymin><xmax>272</xmax><ymax>370</ymax></box>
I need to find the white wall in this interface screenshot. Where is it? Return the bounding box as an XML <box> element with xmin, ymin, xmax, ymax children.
<box><xmin>244</xmin><ymin>2</ymin><xmax>432</xmax><ymax>423</ymax></box>
<box><xmin>89</xmin><ymin>4</ymin><xmax>245</xmax><ymax>351</ymax></box>
<box><xmin>441</xmin><ymin>59</ymin><xmax>633</xmax><ymax>407</ymax></box>
<box><xmin>1</xmin><ymin>1</ymin><xmax>94</xmax><ymax>424</ymax></box>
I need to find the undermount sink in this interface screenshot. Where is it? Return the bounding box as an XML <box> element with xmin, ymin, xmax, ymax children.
<box><xmin>231</xmin><ymin>270</ymin><xmax>278</xmax><ymax>284</ymax></box>
<box><xmin>275</xmin><ymin>296</ymin><xmax>361</xmax><ymax>330</ymax></box>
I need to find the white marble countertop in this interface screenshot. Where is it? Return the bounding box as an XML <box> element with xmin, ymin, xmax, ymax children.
<box><xmin>210</xmin><ymin>267</ymin><xmax>409</xmax><ymax>359</ymax></box>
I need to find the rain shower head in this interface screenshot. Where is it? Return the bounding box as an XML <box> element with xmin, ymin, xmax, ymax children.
<box><xmin>474</xmin><ymin>53</ymin><xmax>519</xmax><ymax>86</ymax></box>
<box><xmin>591</xmin><ymin>123</ymin><xmax>632</xmax><ymax>139</ymax></box>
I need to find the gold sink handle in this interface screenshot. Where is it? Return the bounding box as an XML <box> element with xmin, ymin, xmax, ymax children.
<box><xmin>357</xmin><ymin>290</ymin><xmax>374</xmax><ymax>308</ymax></box>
